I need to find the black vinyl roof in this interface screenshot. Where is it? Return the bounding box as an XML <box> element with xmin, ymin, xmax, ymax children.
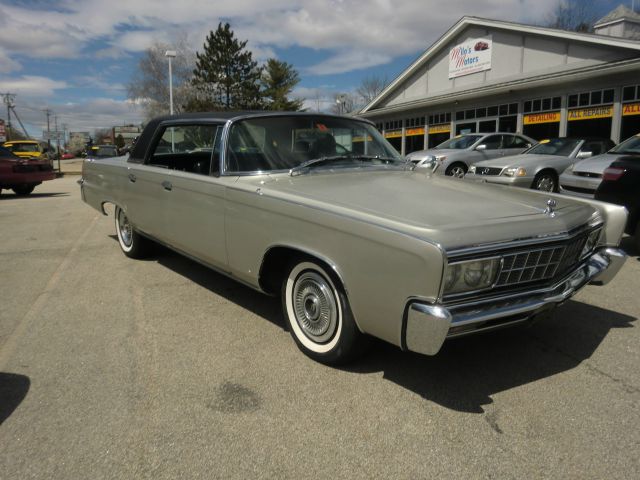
<box><xmin>130</xmin><ymin>111</ymin><xmax>370</xmax><ymax>161</ymax></box>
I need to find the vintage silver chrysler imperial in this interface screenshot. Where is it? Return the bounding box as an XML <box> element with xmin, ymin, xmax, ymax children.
<box><xmin>80</xmin><ymin>112</ymin><xmax>627</xmax><ymax>364</ymax></box>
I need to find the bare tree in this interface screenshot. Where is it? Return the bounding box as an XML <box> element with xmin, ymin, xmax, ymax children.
<box><xmin>356</xmin><ymin>75</ymin><xmax>388</xmax><ymax>105</ymax></box>
<box><xmin>544</xmin><ymin>0</ymin><xmax>598</xmax><ymax>32</ymax></box>
<box><xmin>330</xmin><ymin>93</ymin><xmax>357</xmax><ymax>115</ymax></box>
<box><xmin>127</xmin><ymin>35</ymin><xmax>197</xmax><ymax>120</ymax></box>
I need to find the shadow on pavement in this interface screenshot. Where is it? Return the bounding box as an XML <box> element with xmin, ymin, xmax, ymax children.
<box><xmin>343</xmin><ymin>300</ymin><xmax>635</xmax><ymax>413</ymax></box>
<box><xmin>112</xmin><ymin>240</ymin><xmax>636</xmax><ymax>414</ymax></box>
<box><xmin>155</xmin><ymin>247</ymin><xmax>284</xmax><ymax>330</ymax></box>
<box><xmin>0</xmin><ymin>372</ymin><xmax>30</xmax><ymax>425</ymax></box>
<box><xmin>0</xmin><ymin>192</ymin><xmax>69</xmax><ymax>200</ymax></box>
<box><xmin>619</xmin><ymin>235</ymin><xmax>638</xmax><ymax>258</ymax></box>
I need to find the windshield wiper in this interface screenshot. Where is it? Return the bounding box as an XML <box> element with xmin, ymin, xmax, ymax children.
<box><xmin>289</xmin><ymin>154</ymin><xmax>406</xmax><ymax>176</ymax></box>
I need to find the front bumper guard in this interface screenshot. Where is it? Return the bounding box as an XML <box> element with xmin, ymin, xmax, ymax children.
<box><xmin>404</xmin><ymin>247</ymin><xmax>626</xmax><ymax>356</ymax></box>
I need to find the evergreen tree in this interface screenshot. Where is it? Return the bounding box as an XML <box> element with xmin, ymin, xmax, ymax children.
<box><xmin>191</xmin><ymin>23</ymin><xmax>263</xmax><ymax>110</ymax></box>
<box><xmin>261</xmin><ymin>59</ymin><xmax>304</xmax><ymax>111</ymax></box>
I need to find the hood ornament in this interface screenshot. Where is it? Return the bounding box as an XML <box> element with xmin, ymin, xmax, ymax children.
<box><xmin>544</xmin><ymin>199</ymin><xmax>557</xmax><ymax>217</ymax></box>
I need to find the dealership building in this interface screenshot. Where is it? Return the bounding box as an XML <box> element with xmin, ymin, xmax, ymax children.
<box><xmin>359</xmin><ymin>5</ymin><xmax>640</xmax><ymax>155</ymax></box>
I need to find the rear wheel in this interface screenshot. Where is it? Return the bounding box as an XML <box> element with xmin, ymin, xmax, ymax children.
<box><xmin>532</xmin><ymin>172</ymin><xmax>558</xmax><ymax>192</ymax></box>
<box><xmin>282</xmin><ymin>259</ymin><xmax>365</xmax><ymax>365</ymax></box>
<box><xmin>12</xmin><ymin>185</ymin><xmax>35</xmax><ymax>196</ymax></box>
<box><xmin>115</xmin><ymin>206</ymin><xmax>151</xmax><ymax>258</ymax></box>
<box><xmin>445</xmin><ymin>163</ymin><xmax>467</xmax><ymax>178</ymax></box>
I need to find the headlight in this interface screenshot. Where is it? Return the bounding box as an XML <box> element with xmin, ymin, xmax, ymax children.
<box><xmin>581</xmin><ymin>228</ymin><xmax>601</xmax><ymax>258</ymax></box>
<box><xmin>443</xmin><ymin>257</ymin><xmax>501</xmax><ymax>295</ymax></box>
<box><xmin>468</xmin><ymin>165</ymin><xmax>476</xmax><ymax>174</ymax></box>
<box><xmin>435</xmin><ymin>155</ymin><xmax>447</xmax><ymax>163</ymax></box>
<box><xmin>503</xmin><ymin>167</ymin><xmax>527</xmax><ymax>177</ymax></box>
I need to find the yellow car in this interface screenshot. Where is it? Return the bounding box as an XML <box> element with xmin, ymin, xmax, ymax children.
<box><xmin>3</xmin><ymin>140</ymin><xmax>48</xmax><ymax>160</ymax></box>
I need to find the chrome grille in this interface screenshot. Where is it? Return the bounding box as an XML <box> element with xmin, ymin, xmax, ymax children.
<box><xmin>476</xmin><ymin>167</ymin><xmax>503</xmax><ymax>176</ymax></box>
<box><xmin>495</xmin><ymin>234</ymin><xmax>588</xmax><ymax>288</ymax></box>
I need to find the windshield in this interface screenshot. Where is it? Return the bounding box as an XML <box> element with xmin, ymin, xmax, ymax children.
<box><xmin>609</xmin><ymin>134</ymin><xmax>640</xmax><ymax>154</ymax></box>
<box><xmin>526</xmin><ymin>138</ymin><xmax>581</xmax><ymax>156</ymax></box>
<box><xmin>225</xmin><ymin>116</ymin><xmax>402</xmax><ymax>173</ymax></box>
<box><xmin>0</xmin><ymin>146</ymin><xmax>19</xmax><ymax>158</ymax></box>
<box><xmin>435</xmin><ymin>135</ymin><xmax>483</xmax><ymax>150</ymax></box>
<box><xmin>7</xmin><ymin>143</ymin><xmax>39</xmax><ymax>153</ymax></box>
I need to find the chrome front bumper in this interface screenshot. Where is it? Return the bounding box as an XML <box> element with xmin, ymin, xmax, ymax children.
<box><xmin>403</xmin><ymin>247</ymin><xmax>626</xmax><ymax>356</ymax></box>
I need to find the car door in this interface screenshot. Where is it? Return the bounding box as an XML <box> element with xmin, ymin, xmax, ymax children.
<box><xmin>152</xmin><ymin>123</ymin><xmax>229</xmax><ymax>269</ymax></box>
<box><xmin>501</xmin><ymin>134</ymin><xmax>533</xmax><ymax>158</ymax></box>
<box><xmin>475</xmin><ymin>134</ymin><xmax>504</xmax><ymax>160</ymax></box>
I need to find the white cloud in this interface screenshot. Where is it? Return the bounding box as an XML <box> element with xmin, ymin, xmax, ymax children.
<box><xmin>0</xmin><ymin>0</ymin><xmax>561</xmax><ymax>75</ymax></box>
<box><xmin>0</xmin><ymin>47</ymin><xmax>21</xmax><ymax>73</ymax></box>
<box><xmin>0</xmin><ymin>75</ymin><xmax>68</xmax><ymax>97</ymax></box>
<box><xmin>12</xmin><ymin>97</ymin><xmax>144</xmax><ymax>138</ymax></box>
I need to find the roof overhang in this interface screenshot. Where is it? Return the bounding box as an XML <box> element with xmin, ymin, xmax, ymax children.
<box><xmin>359</xmin><ymin>57</ymin><xmax>640</xmax><ymax>119</ymax></box>
<box><xmin>360</xmin><ymin>16</ymin><xmax>640</xmax><ymax>114</ymax></box>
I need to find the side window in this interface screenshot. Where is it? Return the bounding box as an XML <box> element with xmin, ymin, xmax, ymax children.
<box><xmin>580</xmin><ymin>142</ymin><xmax>602</xmax><ymax>156</ymax></box>
<box><xmin>508</xmin><ymin>135</ymin><xmax>532</xmax><ymax>149</ymax></box>
<box><xmin>481</xmin><ymin>135</ymin><xmax>503</xmax><ymax>149</ymax></box>
<box><xmin>147</xmin><ymin>124</ymin><xmax>221</xmax><ymax>176</ymax></box>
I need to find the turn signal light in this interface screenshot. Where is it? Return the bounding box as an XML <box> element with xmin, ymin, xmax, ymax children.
<box><xmin>602</xmin><ymin>167</ymin><xmax>625</xmax><ymax>181</ymax></box>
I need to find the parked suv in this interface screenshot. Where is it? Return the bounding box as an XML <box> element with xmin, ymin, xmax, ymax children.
<box><xmin>406</xmin><ymin>133</ymin><xmax>536</xmax><ymax>177</ymax></box>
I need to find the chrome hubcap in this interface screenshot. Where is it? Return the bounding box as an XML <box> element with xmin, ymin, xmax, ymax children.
<box><xmin>292</xmin><ymin>271</ymin><xmax>337</xmax><ymax>343</ymax></box>
<box><xmin>536</xmin><ymin>177</ymin><xmax>555</xmax><ymax>192</ymax></box>
<box><xmin>450</xmin><ymin>166</ymin><xmax>466</xmax><ymax>178</ymax></box>
<box><xmin>118</xmin><ymin>209</ymin><xmax>132</xmax><ymax>247</ymax></box>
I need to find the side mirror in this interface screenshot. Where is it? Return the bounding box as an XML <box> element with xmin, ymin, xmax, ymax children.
<box><xmin>577</xmin><ymin>151</ymin><xmax>592</xmax><ymax>159</ymax></box>
<box><xmin>475</xmin><ymin>144</ymin><xmax>487</xmax><ymax>151</ymax></box>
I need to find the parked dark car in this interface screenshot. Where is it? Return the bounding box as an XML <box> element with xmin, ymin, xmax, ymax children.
<box><xmin>595</xmin><ymin>155</ymin><xmax>640</xmax><ymax>250</ymax></box>
<box><xmin>0</xmin><ymin>146</ymin><xmax>55</xmax><ymax>196</ymax></box>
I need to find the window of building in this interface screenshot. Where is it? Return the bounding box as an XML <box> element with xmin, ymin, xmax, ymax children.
<box><xmin>523</xmin><ymin>96</ymin><xmax>561</xmax><ymax>114</ymax></box>
<box><xmin>568</xmin><ymin>89</ymin><xmax>615</xmax><ymax>108</ymax></box>
<box><xmin>623</xmin><ymin>85</ymin><xmax>640</xmax><ymax>102</ymax></box>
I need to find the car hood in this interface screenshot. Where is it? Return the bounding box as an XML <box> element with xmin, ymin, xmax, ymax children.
<box><xmin>249</xmin><ymin>170</ymin><xmax>599</xmax><ymax>250</ymax></box>
<box><xmin>473</xmin><ymin>153</ymin><xmax>566</xmax><ymax>170</ymax></box>
<box><xmin>570</xmin><ymin>153</ymin><xmax>619</xmax><ymax>174</ymax></box>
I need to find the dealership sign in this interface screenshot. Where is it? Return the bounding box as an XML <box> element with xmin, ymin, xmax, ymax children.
<box><xmin>429</xmin><ymin>124</ymin><xmax>451</xmax><ymax>134</ymax></box>
<box><xmin>622</xmin><ymin>103</ymin><xmax>640</xmax><ymax>116</ymax></box>
<box><xmin>449</xmin><ymin>37</ymin><xmax>492</xmax><ymax>79</ymax></box>
<box><xmin>524</xmin><ymin>112</ymin><xmax>561</xmax><ymax>125</ymax></box>
<box><xmin>384</xmin><ymin>130</ymin><xmax>402</xmax><ymax>139</ymax></box>
<box><xmin>568</xmin><ymin>106</ymin><xmax>613</xmax><ymax>121</ymax></box>
<box><xmin>405</xmin><ymin>127</ymin><xmax>425</xmax><ymax>136</ymax></box>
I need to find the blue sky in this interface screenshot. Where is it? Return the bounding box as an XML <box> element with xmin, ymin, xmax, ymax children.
<box><xmin>0</xmin><ymin>0</ymin><xmax>628</xmax><ymax>138</ymax></box>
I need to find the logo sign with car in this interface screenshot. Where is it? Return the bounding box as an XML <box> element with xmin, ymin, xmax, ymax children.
<box><xmin>448</xmin><ymin>36</ymin><xmax>492</xmax><ymax>79</ymax></box>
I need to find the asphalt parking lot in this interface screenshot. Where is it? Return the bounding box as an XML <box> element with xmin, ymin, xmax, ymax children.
<box><xmin>1</xmin><ymin>175</ymin><xmax>639</xmax><ymax>479</ymax></box>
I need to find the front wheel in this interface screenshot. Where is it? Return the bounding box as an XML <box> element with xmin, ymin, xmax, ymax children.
<box><xmin>532</xmin><ymin>172</ymin><xmax>557</xmax><ymax>192</ymax></box>
<box><xmin>115</xmin><ymin>206</ymin><xmax>151</xmax><ymax>258</ymax></box>
<box><xmin>445</xmin><ymin>163</ymin><xmax>467</xmax><ymax>178</ymax></box>
<box><xmin>12</xmin><ymin>185</ymin><xmax>35</xmax><ymax>196</ymax></box>
<box><xmin>282</xmin><ymin>260</ymin><xmax>365</xmax><ymax>365</ymax></box>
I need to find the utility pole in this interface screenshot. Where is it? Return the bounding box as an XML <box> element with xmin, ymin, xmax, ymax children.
<box><xmin>43</xmin><ymin>108</ymin><xmax>52</xmax><ymax>155</ymax></box>
<box><xmin>54</xmin><ymin>115</ymin><xmax>61</xmax><ymax>172</ymax></box>
<box><xmin>1</xmin><ymin>93</ymin><xmax>16</xmax><ymax>141</ymax></box>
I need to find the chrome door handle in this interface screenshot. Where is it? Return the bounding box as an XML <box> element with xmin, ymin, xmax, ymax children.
<box><xmin>128</xmin><ymin>173</ymin><xmax>136</xmax><ymax>182</ymax></box>
<box><xmin>162</xmin><ymin>180</ymin><xmax>172</xmax><ymax>191</ymax></box>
